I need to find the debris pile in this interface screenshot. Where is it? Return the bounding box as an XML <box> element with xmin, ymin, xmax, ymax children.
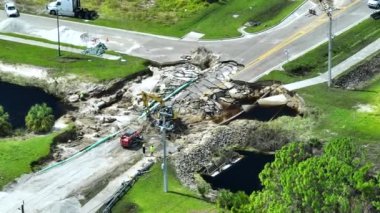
<box><xmin>82</xmin><ymin>42</ymin><xmax>108</xmax><ymax>56</ymax></box>
<box><xmin>334</xmin><ymin>53</ymin><xmax>380</xmax><ymax>90</ymax></box>
<box><xmin>131</xmin><ymin>47</ymin><xmax>304</xmax><ymax>125</ymax></box>
<box><xmin>173</xmin><ymin>117</ymin><xmax>311</xmax><ymax>187</ymax></box>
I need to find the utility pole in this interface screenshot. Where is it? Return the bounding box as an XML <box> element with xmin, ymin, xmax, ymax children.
<box><xmin>327</xmin><ymin>8</ymin><xmax>333</xmax><ymax>87</ymax></box>
<box><xmin>318</xmin><ymin>0</ymin><xmax>334</xmax><ymax>87</ymax></box>
<box><xmin>159</xmin><ymin>108</ymin><xmax>173</xmax><ymax>193</ymax></box>
<box><xmin>56</xmin><ymin>6</ymin><xmax>61</xmax><ymax>57</ymax></box>
<box><xmin>19</xmin><ymin>201</ymin><xmax>24</xmax><ymax>213</ymax></box>
<box><xmin>284</xmin><ymin>49</ymin><xmax>289</xmax><ymax>62</ymax></box>
<box><xmin>161</xmin><ymin>115</ymin><xmax>168</xmax><ymax>193</ymax></box>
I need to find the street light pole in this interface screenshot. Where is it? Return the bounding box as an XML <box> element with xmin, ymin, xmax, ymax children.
<box><xmin>327</xmin><ymin>8</ymin><xmax>333</xmax><ymax>87</ymax></box>
<box><xmin>158</xmin><ymin>108</ymin><xmax>173</xmax><ymax>193</ymax></box>
<box><xmin>56</xmin><ymin>8</ymin><xmax>61</xmax><ymax>57</ymax></box>
<box><xmin>161</xmin><ymin>115</ymin><xmax>168</xmax><ymax>193</ymax></box>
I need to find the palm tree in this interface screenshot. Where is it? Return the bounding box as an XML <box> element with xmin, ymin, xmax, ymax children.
<box><xmin>0</xmin><ymin>105</ymin><xmax>12</xmax><ymax>137</ymax></box>
<box><xmin>25</xmin><ymin>103</ymin><xmax>55</xmax><ymax>133</ymax></box>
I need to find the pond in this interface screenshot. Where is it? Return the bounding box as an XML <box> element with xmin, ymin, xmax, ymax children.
<box><xmin>239</xmin><ymin>105</ymin><xmax>299</xmax><ymax>121</ymax></box>
<box><xmin>202</xmin><ymin>151</ymin><xmax>274</xmax><ymax>194</ymax></box>
<box><xmin>0</xmin><ymin>81</ymin><xmax>66</xmax><ymax>128</ymax></box>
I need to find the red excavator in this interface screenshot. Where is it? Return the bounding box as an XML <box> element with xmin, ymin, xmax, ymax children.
<box><xmin>120</xmin><ymin>130</ymin><xmax>143</xmax><ymax>148</ymax></box>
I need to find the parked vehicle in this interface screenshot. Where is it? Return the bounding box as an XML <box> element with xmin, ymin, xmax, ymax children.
<box><xmin>4</xmin><ymin>2</ymin><xmax>20</xmax><ymax>17</ymax></box>
<box><xmin>120</xmin><ymin>130</ymin><xmax>143</xmax><ymax>149</ymax></box>
<box><xmin>46</xmin><ymin>0</ymin><xmax>98</xmax><ymax>20</ymax></box>
<box><xmin>368</xmin><ymin>0</ymin><xmax>380</xmax><ymax>9</ymax></box>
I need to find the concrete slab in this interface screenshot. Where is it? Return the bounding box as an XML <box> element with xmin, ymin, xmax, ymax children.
<box><xmin>181</xmin><ymin>31</ymin><xmax>205</xmax><ymax>41</ymax></box>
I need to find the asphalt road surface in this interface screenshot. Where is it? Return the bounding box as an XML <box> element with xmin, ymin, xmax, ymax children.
<box><xmin>0</xmin><ymin>0</ymin><xmax>373</xmax><ymax>82</ymax></box>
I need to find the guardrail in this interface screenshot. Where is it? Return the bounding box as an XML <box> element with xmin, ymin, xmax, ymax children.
<box><xmin>100</xmin><ymin>162</ymin><xmax>153</xmax><ymax>213</ymax></box>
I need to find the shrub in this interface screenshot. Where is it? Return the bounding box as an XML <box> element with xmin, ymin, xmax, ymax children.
<box><xmin>217</xmin><ymin>189</ymin><xmax>249</xmax><ymax>211</ymax></box>
<box><xmin>25</xmin><ymin>103</ymin><xmax>55</xmax><ymax>134</ymax></box>
<box><xmin>0</xmin><ymin>105</ymin><xmax>12</xmax><ymax>137</ymax></box>
<box><xmin>194</xmin><ymin>173</ymin><xmax>211</xmax><ymax>198</ymax></box>
<box><xmin>283</xmin><ymin>61</ymin><xmax>315</xmax><ymax>76</ymax></box>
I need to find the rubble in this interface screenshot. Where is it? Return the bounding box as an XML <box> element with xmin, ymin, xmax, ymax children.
<box><xmin>0</xmin><ymin>44</ymin><xmax>312</xmax><ymax>211</ymax></box>
<box><xmin>124</xmin><ymin>47</ymin><xmax>305</xmax><ymax>126</ymax></box>
<box><xmin>68</xmin><ymin>94</ymin><xmax>80</xmax><ymax>103</ymax></box>
<box><xmin>334</xmin><ymin>53</ymin><xmax>380</xmax><ymax>90</ymax></box>
<box><xmin>172</xmin><ymin>116</ymin><xmax>313</xmax><ymax>187</ymax></box>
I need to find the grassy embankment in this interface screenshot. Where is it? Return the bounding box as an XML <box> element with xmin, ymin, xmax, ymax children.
<box><xmin>261</xmin><ymin>18</ymin><xmax>380</xmax><ymax>84</ymax></box>
<box><xmin>112</xmin><ymin>163</ymin><xmax>215</xmax><ymax>213</ymax></box>
<box><xmin>259</xmin><ymin>18</ymin><xmax>380</xmax><ymax>164</ymax></box>
<box><xmin>17</xmin><ymin>0</ymin><xmax>303</xmax><ymax>39</ymax></box>
<box><xmin>0</xmin><ymin>127</ymin><xmax>72</xmax><ymax>188</ymax></box>
<box><xmin>0</xmin><ymin>39</ymin><xmax>147</xmax><ymax>81</ymax></box>
<box><xmin>91</xmin><ymin>0</ymin><xmax>303</xmax><ymax>39</ymax></box>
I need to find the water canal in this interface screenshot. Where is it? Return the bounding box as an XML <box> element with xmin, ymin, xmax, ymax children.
<box><xmin>202</xmin><ymin>151</ymin><xmax>274</xmax><ymax>194</ymax></box>
<box><xmin>0</xmin><ymin>81</ymin><xmax>66</xmax><ymax>128</ymax></box>
<box><xmin>240</xmin><ymin>105</ymin><xmax>299</xmax><ymax>121</ymax></box>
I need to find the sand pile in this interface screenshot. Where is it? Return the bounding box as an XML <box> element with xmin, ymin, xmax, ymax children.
<box><xmin>0</xmin><ymin>18</ymin><xmax>32</xmax><ymax>33</ymax></box>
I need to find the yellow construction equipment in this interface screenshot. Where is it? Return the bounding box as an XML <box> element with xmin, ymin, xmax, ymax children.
<box><xmin>140</xmin><ymin>91</ymin><xmax>164</xmax><ymax>108</ymax></box>
<box><xmin>139</xmin><ymin>91</ymin><xmax>179</xmax><ymax>126</ymax></box>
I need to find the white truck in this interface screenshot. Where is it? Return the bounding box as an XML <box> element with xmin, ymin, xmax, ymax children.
<box><xmin>46</xmin><ymin>0</ymin><xmax>98</xmax><ymax>20</ymax></box>
<box><xmin>368</xmin><ymin>0</ymin><xmax>380</xmax><ymax>9</ymax></box>
<box><xmin>4</xmin><ymin>1</ymin><xmax>20</xmax><ymax>17</ymax></box>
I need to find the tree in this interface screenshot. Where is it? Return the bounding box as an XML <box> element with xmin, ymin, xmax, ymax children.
<box><xmin>220</xmin><ymin>139</ymin><xmax>380</xmax><ymax>212</ymax></box>
<box><xmin>0</xmin><ymin>105</ymin><xmax>12</xmax><ymax>137</ymax></box>
<box><xmin>25</xmin><ymin>103</ymin><xmax>55</xmax><ymax>133</ymax></box>
<box><xmin>216</xmin><ymin>189</ymin><xmax>249</xmax><ymax>212</ymax></box>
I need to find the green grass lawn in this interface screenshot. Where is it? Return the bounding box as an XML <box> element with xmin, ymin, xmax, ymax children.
<box><xmin>257</xmin><ymin>17</ymin><xmax>380</xmax><ymax>166</ymax></box>
<box><xmin>18</xmin><ymin>0</ymin><xmax>303</xmax><ymax>39</ymax></box>
<box><xmin>91</xmin><ymin>0</ymin><xmax>304</xmax><ymax>39</ymax></box>
<box><xmin>244</xmin><ymin>0</ymin><xmax>303</xmax><ymax>33</ymax></box>
<box><xmin>295</xmin><ymin>75</ymin><xmax>380</xmax><ymax>168</ymax></box>
<box><xmin>261</xmin><ymin>18</ymin><xmax>380</xmax><ymax>83</ymax></box>
<box><xmin>0</xmin><ymin>133</ymin><xmax>59</xmax><ymax>188</ymax></box>
<box><xmin>112</xmin><ymin>163</ymin><xmax>215</xmax><ymax>213</ymax></box>
<box><xmin>0</xmin><ymin>39</ymin><xmax>148</xmax><ymax>81</ymax></box>
<box><xmin>298</xmin><ymin>79</ymin><xmax>380</xmax><ymax>142</ymax></box>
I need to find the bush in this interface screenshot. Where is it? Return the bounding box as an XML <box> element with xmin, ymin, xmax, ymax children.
<box><xmin>25</xmin><ymin>103</ymin><xmax>55</xmax><ymax>134</ymax></box>
<box><xmin>194</xmin><ymin>173</ymin><xmax>211</xmax><ymax>198</ymax></box>
<box><xmin>217</xmin><ymin>189</ymin><xmax>249</xmax><ymax>211</ymax></box>
<box><xmin>0</xmin><ymin>105</ymin><xmax>12</xmax><ymax>137</ymax></box>
<box><xmin>283</xmin><ymin>61</ymin><xmax>316</xmax><ymax>76</ymax></box>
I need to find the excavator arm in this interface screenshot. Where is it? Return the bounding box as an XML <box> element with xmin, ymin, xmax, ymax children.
<box><xmin>140</xmin><ymin>91</ymin><xmax>164</xmax><ymax>108</ymax></box>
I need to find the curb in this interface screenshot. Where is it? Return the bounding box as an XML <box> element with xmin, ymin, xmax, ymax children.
<box><xmin>235</xmin><ymin>0</ymin><xmax>309</xmax><ymax>38</ymax></box>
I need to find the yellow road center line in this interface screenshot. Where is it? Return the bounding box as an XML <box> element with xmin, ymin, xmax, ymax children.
<box><xmin>244</xmin><ymin>0</ymin><xmax>360</xmax><ymax>70</ymax></box>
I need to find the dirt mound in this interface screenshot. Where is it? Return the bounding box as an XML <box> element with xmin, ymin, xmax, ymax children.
<box><xmin>335</xmin><ymin>53</ymin><xmax>380</xmax><ymax>89</ymax></box>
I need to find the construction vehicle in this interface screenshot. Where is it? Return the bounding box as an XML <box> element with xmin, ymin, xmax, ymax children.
<box><xmin>120</xmin><ymin>130</ymin><xmax>143</xmax><ymax>149</ymax></box>
<box><xmin>140</xmin><ymin>91</ymin><xmax>164</xmax><ymax>109</ymax></box>
<box><xmin>140</xmin><ymin>91</ymin><xmax>177</xmax><ymax>131</ymax></box>
<box><xmin>157</xmin><ymin>106</ymin><xmax>175</xmax><ymax>131</ymax></box>
<box><xmin>140</xmin><ymin>91</ymin><xmax>165</xmax><ymax>120</ymax></box>
<box><xmin>46</xmin><ymin>0</ymin><xmax>98</xmax><ymax>20</ymax></box>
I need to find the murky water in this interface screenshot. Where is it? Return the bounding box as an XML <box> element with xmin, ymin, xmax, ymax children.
<box><xmin>0</xmin><ymin>81</ymin><xmax>66</xmax><ymax>128</ymax></box>
<box><xmin>239</xmin><ymin>105</ymin><xmax>299</xmax><ymax>121</ymax></box>
<box><xmin>202</xmin><ymin>151</ymin><xmax>274</xmax><ymax>194</ymax></box>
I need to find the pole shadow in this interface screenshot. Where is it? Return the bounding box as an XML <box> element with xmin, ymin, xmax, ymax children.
<box><xmin>167</xmin><ymin>191</ymin><xmax>209</xmax><ymax>202</ymax></box>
